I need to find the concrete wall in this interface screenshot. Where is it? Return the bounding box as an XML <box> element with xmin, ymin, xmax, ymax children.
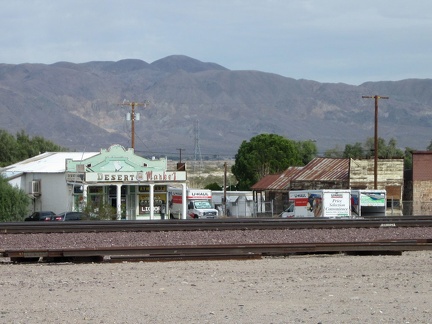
<box><xmin>26</xmin><ymin>173</ymin><xmax>70</xmax><ymax>214</ymax></box>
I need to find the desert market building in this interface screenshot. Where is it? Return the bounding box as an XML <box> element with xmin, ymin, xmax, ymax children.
<box><xmin>1</xmin><ymin>144</ymin><xmax>188</xmax><ymax>220</ymax></box>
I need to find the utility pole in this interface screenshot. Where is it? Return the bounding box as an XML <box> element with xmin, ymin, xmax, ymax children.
<box><xmin>362</xmin><ymin>95</ymin><xmax>389</xmax><ymax>189</ymax></box>
<box><xmin>223</xmin><ymin>162</ymin><xmax>227</xmax><ymax>217</ymax></box>
<box><xmin>176</xmin><ymin>148</ymin><xmax>185</xmax><ymax>171</ymax></box>
<box><xmin>119</xmin><ymin>100</ymin><xmax>149</xmax><ymax>149</ymax></box>
<box><xmin>193</xmin><ymin>119</ymin><xmax>203</xmax><ymax>171</ymax></box>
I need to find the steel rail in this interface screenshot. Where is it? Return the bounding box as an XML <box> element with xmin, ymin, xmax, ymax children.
<box><xmin>2</xmin><ymin>240</ymin><xmax>432</xmax><ymax>264</ymax></box>
<box><xmin>2</xmin><ymin>216</ymin><xmax>432</xmax><ymax>234</ymax></box>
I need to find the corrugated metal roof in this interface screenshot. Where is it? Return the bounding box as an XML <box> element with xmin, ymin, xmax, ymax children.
<box><xmin>251</xmin><ymin>158</ymin><xmax>349</xmax><ymax>191</ymax></box>
<box><xmin>251</xmin><ymin>166</ymin><xmax>304</xmax><ymax>191</ymax></box>
<box><xmin>251</xmin><ymin>174</ymin><xmax>281</xmax><ymax>190</ymax></box>
<box><xmin>292</xmin><ymin>157</ymin><xmax>349</xmax><ymax>181</ymax></box>
<box><xmin>0</xmin><ymin>152</ymin><xmax>99</xmax><ymax>175</ymax></box>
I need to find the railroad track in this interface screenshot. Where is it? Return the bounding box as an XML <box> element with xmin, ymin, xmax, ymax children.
<box><xmin>1</xmin><ymin>217</ymin><xmax>432</xmax><ymax>264</ymax></box>
<box><xmin>2</xmin><ymin>216</ymin><xmax>432</xmax><ymax>234</ymax></box>
<box><xmin>3</xmin><ymin>240</ymin><xmax>432</xmax><ymax>264</ymax></box>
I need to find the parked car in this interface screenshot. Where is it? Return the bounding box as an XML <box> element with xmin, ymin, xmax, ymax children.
<box><xmin>51</xmin><ymin>212</ymin><xmax>89</xmax><ymax>221</ymax></box>
<box><xmin>24</xmin><ymin>211</ymin><xmax>56</xmax><ymax>221</ymax></box>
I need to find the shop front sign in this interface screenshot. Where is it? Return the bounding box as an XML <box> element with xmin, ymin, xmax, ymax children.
<box><xmin>85</xmin><ymin>170</ymin><xmax>186</xmax><ymax>183</ymax></box>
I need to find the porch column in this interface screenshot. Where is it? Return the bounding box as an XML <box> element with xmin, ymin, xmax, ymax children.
<box><xmin>116</xmin><ymin>184</ymin><xmax>122</xmax><ymax>220</ymax></box>
<box><xmin>181</xmin><ymin>183</ymin><xmax>187</xmax><ymax>220</ymax></box>
<box><xmin>82</xmin><ymin>184</ymin><xmax>88</xmax><ymax>211</ymax></box>
<box><xmin>149</xmin><ymin>183</ymin><xmax>155</xmax><ymax>220</ymax></box>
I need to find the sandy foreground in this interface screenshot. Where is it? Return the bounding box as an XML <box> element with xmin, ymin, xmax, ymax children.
<box><xmin>0</xmin><ymin>251</ymin><xmax>431</xmax><ymax>324</ymax></box>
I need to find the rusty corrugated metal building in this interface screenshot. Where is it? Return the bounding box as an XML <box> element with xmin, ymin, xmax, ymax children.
<box><xmin>251</xmin><ymin>157</ymin><xmax>404</xmax><ymax>215</ymax></box>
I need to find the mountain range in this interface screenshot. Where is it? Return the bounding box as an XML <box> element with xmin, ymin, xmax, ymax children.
<box><xmin>0</xmin><ymin>55</ymin><xmax>431</xmax><ymax>159</ymax></box>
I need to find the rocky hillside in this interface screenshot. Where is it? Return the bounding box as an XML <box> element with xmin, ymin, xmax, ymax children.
<box><xmin>0</xmin><ymin>55</ymin><xmax>431</xmax><ymax>158</ymax></box>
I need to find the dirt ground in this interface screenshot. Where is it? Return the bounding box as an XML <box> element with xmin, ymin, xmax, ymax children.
<box><xmin>0</xmin><ymin>251</ymin><xmax>431</xmax><ymax>323</ymax></box>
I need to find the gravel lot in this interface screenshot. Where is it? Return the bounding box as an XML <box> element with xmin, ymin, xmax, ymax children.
<box><xmin>1</xmin><ymin>227</ymin><xmax>432</xmax><ymax>323</ymax></box>
<box><xmin>0</xmin><ymin>251</ymin><xmax>431</xmax><ymax>323</ymax></box>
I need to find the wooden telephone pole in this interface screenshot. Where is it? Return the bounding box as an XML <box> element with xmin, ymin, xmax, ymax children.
<box><xmin>119</xmin><ymin>101</ymin><xmax>149</xmax><ymax>149</ymax></box>
<box><xmin>362</xmin><ymin>95</ymin><xmax>389</xmax><ymax>189</ymax></box>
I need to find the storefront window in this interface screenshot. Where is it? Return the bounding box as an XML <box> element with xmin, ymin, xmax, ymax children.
<box><xmin>139</xmin><ymin>192</ymin><xmax>167</xmax><ymax>215</ymax></box>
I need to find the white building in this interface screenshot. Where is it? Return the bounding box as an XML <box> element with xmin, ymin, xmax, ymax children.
<box><xmin>1</xmin><ymin>144</ymin><xmax>188</xmax><ymax>220</ymax></box>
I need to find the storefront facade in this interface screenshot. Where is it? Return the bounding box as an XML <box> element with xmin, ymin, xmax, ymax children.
<box><xmin>65</xmin><ymin>144</ymin><xmax>187</xmax><ymax>220</ymax></box>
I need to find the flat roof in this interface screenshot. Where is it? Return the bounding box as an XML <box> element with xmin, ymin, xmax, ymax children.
<box><xmin>1</xmin><ymin>152</ymin><xmax>99</xmax><ymax>176</ymax></box>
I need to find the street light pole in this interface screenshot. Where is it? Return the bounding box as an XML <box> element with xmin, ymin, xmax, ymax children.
<box><xmin>362</xmin><ymin>95</ymin><xmax>389</xmax><ymax>189</ymax></box>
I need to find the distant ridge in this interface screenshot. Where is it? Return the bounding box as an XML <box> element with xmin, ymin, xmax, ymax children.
<box><xmin>0</xmin><ymin>55</ymin><xmax>431</xmax><ymax>158</ymax></box>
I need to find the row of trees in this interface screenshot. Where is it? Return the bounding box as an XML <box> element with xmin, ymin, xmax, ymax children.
<box><xmin>0</xmin><ymin>130</ymin><xmax>66</xmax><ymax>167</ymax></box>
<box><xmin>325</xmin><ymin>138</ymin><xmax>432</xmax><ymax>170</ymax></box>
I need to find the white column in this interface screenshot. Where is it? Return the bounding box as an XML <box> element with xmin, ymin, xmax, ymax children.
<box><xmin>181</xmin><ymin>183</ymin><xmax>187</xmax><ymax>220</ymax></box>
<box><xmin>149</xmin><ymin>183</ymin><xmax>155</xmax><ymax>220</ymax></box>
<box><xmin>116</xmin><ymin>184</ymin><xmax>122</xmax><ymax>220</ymax></box>
<box><xmin>82</xmin><ymin>184</ymin><xmax>88</xmax><ymax>211</ymax></box>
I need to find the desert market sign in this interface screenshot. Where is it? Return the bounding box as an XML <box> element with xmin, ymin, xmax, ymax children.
<box><xmin>85</xmin><ymin>171</ymin><xmax>186</xmax><ymax>183</ymax></box>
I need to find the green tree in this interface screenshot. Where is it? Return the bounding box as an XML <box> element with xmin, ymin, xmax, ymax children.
<box><xmin>364</xmin><ymin>137</ymin><xmax>403</xmax><ymax>159</ymax></box>
<box><xmin>324</xmin><ymin>146</ymin><xmax>343</xmax><ymax>158</ymax></box>
<box><xmin>427</xmin><ymin>140</ymin><xmax>432</xmax><ymax>151</ymax></box>
<box><xmin>343</xmin><ymin>142</ymin><xmax>364</xmax><ymax>158</ymax></box>
<box><xmin>404</xmin><ymin>147</ymin><xmax>414</xmax><ymax>170</ymax></box>
<box><xmin>296</xmin><ymin>140</ymin><xmax>318</xmax><ymax>165</ymax></box>
<box><xmin>0</xmin><ymin>130</ymin><xmax>19</xmax><ymax>166</ymax></box>
<box><xmin>232</xmin><ymin>134</ymin><xmax>302</xmax><ymax>190</ymax></box>
<box><xmin>16</xmin><ymin>130</ymin><xmax>65</xmax><ymax>158</ymax></box>
<box><xmin>0</xmin><ymin>175</ymin><xmax>30</xmax><ymax>221</ymax></box>
<box><xmin>204</xmin><ymin>182</ymin><xmax>222</xmax><ymax>190</ymax></box>
<box><xmin>0</xmin><ymin>129</ymin><xmax>66</xmax><ymax>167</ymax></box>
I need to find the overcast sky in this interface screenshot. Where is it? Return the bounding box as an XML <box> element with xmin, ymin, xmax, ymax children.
<box><xmin>1</xmin><ymin>0</ymin><xmax>431</xmax><ymax>85</ymax></box>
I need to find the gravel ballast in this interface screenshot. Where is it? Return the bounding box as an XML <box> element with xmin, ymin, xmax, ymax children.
<box><xmin>1</xmin><ymin>227</ymin><xmax>432</xmax><ymax>250</ymax></box>
<box><xmin>1</xmin><ymin>227</ymin><xmax>432</xmax><ymax>323</ymax></box>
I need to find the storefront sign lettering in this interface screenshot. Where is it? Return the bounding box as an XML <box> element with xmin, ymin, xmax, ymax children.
<box><xmin>85</xmin><ymin>171</ymin><xmax>186</xmax><ymax>183</ymax></box>
<box><xmin>97</xmin><ymin>173</ymin><xmax>135</xmax><ymax>181</ymax></box>
<box><xmin>145</xmin><ymin>171</ymin><xmax>177</xmax><ymax>181</ymax></box>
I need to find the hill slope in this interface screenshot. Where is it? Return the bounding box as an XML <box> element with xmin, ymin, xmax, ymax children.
<box><xmin>0</xmin><ymin>55</ymin><xmax>431</xmax><ymax>157</ymax></box>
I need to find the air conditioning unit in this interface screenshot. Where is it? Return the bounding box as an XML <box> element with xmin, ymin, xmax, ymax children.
<box><xmin>76</xmin><ymin>164</ymin><xmax>85</xmax><ymax>172</ymax></box>
<box><xmin>31</xmin><ymin>180</ymin><xmax>41</xmax><ymax>196</ymax></box>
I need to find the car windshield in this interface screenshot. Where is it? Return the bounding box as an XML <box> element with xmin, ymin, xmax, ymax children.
<box><xmin>193</xmin><ymin>201</ymin><xmax>213</xmax><ymax>209</ymax></box>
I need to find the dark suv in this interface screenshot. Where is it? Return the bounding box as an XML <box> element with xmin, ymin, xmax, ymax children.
<box><xmin>51</xmin><ymin>212</ymin><xmax>89</xmax><ymax>221</ymax></box>
<box><xmin>24</xmin><ymin>211</ymin><xmax>56</xmax><ymax>221</ymax></box>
